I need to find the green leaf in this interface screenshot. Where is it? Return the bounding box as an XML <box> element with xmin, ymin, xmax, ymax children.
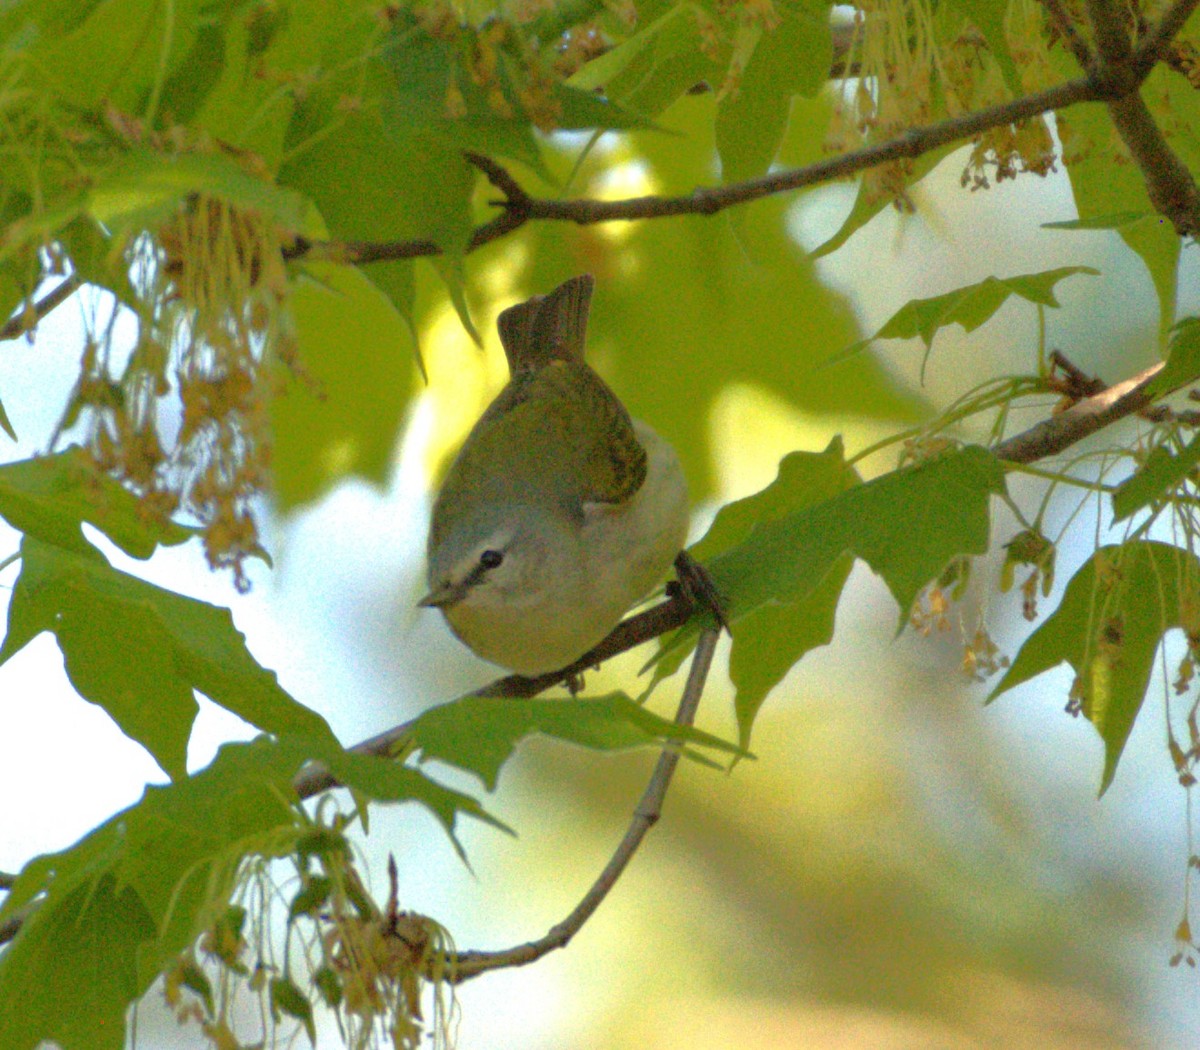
<box><xmin>711</xmin><ymin>444</ymin><xmax>1005</xmax><ymax>628</ymax></box>
<box><xmin>663</xmin><ymin>443</ymin><xmax>1003</xmax><ymax>740</ymax></box>
<box><xmin>0</xmin><ymin>448</ymin><xmax>193</xmax><ymax>559</ymax></box>
<box><xmin>1055</xmin><ymin>92</ymin><xmax>1181</xmax><ymax>341</ymax></box>
<box><xmin>156</xmin><ymin>18</ymin><xmax>227</xmax><ymax>126</ymax></box>
<box><xmin>715</xmin><ymin>2</ymin><xmax>832</xmax><ymax>184</ymax></box>
<box><xmin>1111</xmin><ymin>432</ymin><xmax>1200</xmax><ymax>521</ymax></box>
<box><xmin>272</xmin><ymin>263</ymin><xmax>417</xmax><ymax>509</ymax></box>
<box><xmin>0</xmin><ymin>738</ymin><xmax>300</xmax><ymax>1050</ymax></box>
<box><xmin>0</xmin><ymin>735</ymin><xmax>493</xmax><ymax>1050</ymax></box>
<box><xmin>0</xmin><ymin>873</ymin><xmax>155</xmax><ymax>1050</ymax></box>
<box><xmin>271</xmin><ymin>977</ymin><xmax>316</xmax><ymax>1043</ymax></box>
<box><xmin>0</xmin><ymin>537</ymin><xmax>338</xmax><ymax>779</ymax></box>
<box><xmin>1145</xmin><ymin>316</ymin><xmax>1200</xmax><ymax>400</ymax></box>
<box><xmin>690</xmin><ymin>438</ymin><xmax>860</xmax><ymax>563</ymax></box>
<box><xmin>277</xmin><ymin>16</ymin><xmax>474</xmax><ymax>254</ymax></box>
<box><xmin>1041</xmin><ymin>211</ymin><xmax>1152</xmax><ymax>231</ymax></box>
<box><xmin>406</xmin><ymin>692</ymin><xmax>743</xmax><ymax>791</ymax></box>
<box><xmin>517</xmin><ymin>92</ymin><xmax>921</xmax><ymax>499</ymax></box>
<box><xmin>317</xmin><ymin>746</ymin><xmax>508</xmax><ymax>848</ymax></box>
<box><xmin>727</xmin><ymin>555</ymin><xmax>853</xmax><ymax>745</ymax></box>
<box><xmin>85</xmin><ymin>149</ymin><xmax>318</xmax><ymax>239</ymax></box>
<box><xmin>989</xmin><ymin>542</ymin><xmax>1200</xmax><ymax>793</ymax></box>
<box><xmin>836</xmin><ymin>266</ymin><xmax>1099</xmax><ymax>362</ymax></box>
<box><xmin>22</xmin><ymin>0</ymin><xmax>208</xmax><ymax>112</ymax></box>
<box><xmin>686</xmin><ymin>438</ymin><xmax>861</xmax><ymax>744</ymax></box>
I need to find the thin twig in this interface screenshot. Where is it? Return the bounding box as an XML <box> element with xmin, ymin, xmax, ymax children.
<box><xmin>288</xmin><ymin>75</ymin><xmax>1110</xmax><ymax>268</ymax></box>
<box><xmin>0</xmin><ymin>277</ymin><xmax>81</xmax><ymax>342</ymax></box>
<box><xmin>7</xmin><ymin>0</ymin><xmax>1200</xmax><ymax>960</ymax></box>
<box><xmin>1132</xmin><ymin>0</ymin><xmax>1200</xmax><ymax>73</ymax></box>
<box><xmin>993</xmin><ymin>361</ymin><xmax>1167</xmax><ymax>463</ymax></box>
<box><xmin>1038</xmin><ymin>0</ymin><xmax>1095</xmax><ymax>67</ymax></box>
<box><xmin>448</xmin><ymin>626</ymin><xmax>721</xmax><ymax>983</ymax></box>
<box><xmin>291</xmin><ymin>593</ymin><xmax>694</xmax><ymax>799</ymax></box>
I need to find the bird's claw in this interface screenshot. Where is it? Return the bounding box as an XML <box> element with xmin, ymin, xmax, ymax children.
<box><xmin>671</xmin><ymin>551</ymin><xmax>729</xmax><ymax>633</ymax></box>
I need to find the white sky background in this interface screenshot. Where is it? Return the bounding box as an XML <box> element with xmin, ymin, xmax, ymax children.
<box><xmin>1</xmin><ymin>141</ymin><xmax>1200</xmax><ymax>1047</ymax></box>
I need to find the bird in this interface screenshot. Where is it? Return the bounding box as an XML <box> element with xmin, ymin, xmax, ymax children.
<box><xmin>419</xmin><ymin>273</ymin><xmax>691</xmax><ymax>676</ymax></box>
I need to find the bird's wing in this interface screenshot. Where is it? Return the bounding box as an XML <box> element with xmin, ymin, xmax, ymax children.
<box><xmin>469</xmin><ymin>362</ymin><xmax>647</xmax><ymax>512</ymax></box>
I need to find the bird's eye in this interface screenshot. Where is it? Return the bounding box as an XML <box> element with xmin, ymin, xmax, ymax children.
<box><xmin>479</xmin><ymin>549</ymin><xmax>504</xmax><ymax>570</ymax></box>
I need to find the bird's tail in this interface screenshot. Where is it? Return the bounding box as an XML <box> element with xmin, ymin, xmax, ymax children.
<box><xmin>497</xmin><ymin>273</ymin><xmax>594</xmax><ymax>373</ymax></box>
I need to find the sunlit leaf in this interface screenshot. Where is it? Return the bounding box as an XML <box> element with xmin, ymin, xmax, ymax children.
<box><xmin>0</xmin><ymin>537</ymin><xmax>338</xmax><ymax>779</ymax></box>
<box><xmin>687</xmin><ymin>439</ymin><xmax>860</xmax><ymax>744</ymax></box>
<box><xmin>87</xmin><ymin>149</ymin><xmax>316</xmax><ymax>236</ymax></box>
<box><xmin>509</xmin><ymin>93</ymin><xmax>919</xmax><ymax>498</ymax></box>
<box><xmin>570</xmin><ymin>4</ymin><xmax>720</xmax><ymax>118</ymax></box>
<box><xmin>836</xmin><ymin>266</ymin><xmax>1099</xmax><ymax>363</ymax></box>
<box><xmin>656</xmin><ymin>445</ymin><xmax>1005</xmax><ymax>739</ymax></box>
<box><xmin>714</xmin><ymin>2</ymin><xmax>831</xmax><ymax>184</ymax></box>
<box><xmin>712</xmin><ymin>444</ymin><xmax>1004</xmax><ymax>625</ymax></box>
<box><xmin>990</xmin><ymin>541</ymin><xmax>1200</xmax><ymax>793</ymax></box>
<box><xmin>1041</xmin><ymin>211</ymin><xmax>1152</xmax><ymax>230</ymax></box>
<box><xmin>809</xmin><ymin>146</ymin><xmax>957</xmax><ymax>259</ymax></box>
<box><xmin>16</xmin><ymin>0</ymin><xmax>208</xmax><ymax>112</ymax></box>
<box><xmin>1055</xmin><ymin>84</ymin><xmax>1182</xmax><ymax>341</ymax></box>
<box><xmin>945</xmin><ymin>0</ymin><xmax>1022</xmax><ymax>94</ymax></box>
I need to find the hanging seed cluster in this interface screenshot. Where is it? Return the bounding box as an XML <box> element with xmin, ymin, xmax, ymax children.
<box><xmin>69</xmin><ymin>192</ymin><xmax>292</xmax><ymax>590</ymax></box>
<box><xmin>826</xmin><ymin>0</ymin><xmax>1061</xmax><ymax>204</ymax></box>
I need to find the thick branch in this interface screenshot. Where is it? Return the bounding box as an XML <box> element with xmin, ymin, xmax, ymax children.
<box><xmin>448</xmin><ymin>626</ymin><xmax>721</xmax><ymax>983</ymax></box>
<box><xmin>1084</xmin><ymin>0</ymin><xmax>1200</xmax><ymax>236</ymax></box>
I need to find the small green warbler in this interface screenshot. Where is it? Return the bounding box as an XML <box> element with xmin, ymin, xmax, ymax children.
<box><xmin>420</xmin><ymin>274</ymin><xmax>690</xmax><ymax>675</ymax></box>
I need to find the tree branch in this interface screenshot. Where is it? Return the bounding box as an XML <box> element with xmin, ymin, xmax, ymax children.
<box><xmin>291</xmin><ymin>592</ymin><xmax>695</xmax><ymax>799</ymax></box>
<box><xmin>7</xmin><ymin>0</ymin><xmax>1200</xmax><ymax>961</ymax></box>
<box><xmin>1038</xmin><ymin>0</ymin><xmax>1095</xmax><ymax>68</ymax></box>
<box><xmin>287</xmin><ymin>0</ymin><xmax>1200</xmax><ymax>272</ymax></box>
<box><xmin>448</xmin><ymin>625</ymin><xmax>721</xmax><ymax>983</ymax></box>
<box><xmin>0</xmin><ymin>277</ymin><xmax>81</xmax><ymax>342</ymax></box>
<box><xmin>1132</xmin><ymin>0</ymin><xmax>1200</xmax><ymax>74</ymax></box>
<box><xmin>287</xmin><ymin>75</ymin><xmax>1105</xmax><ymax>268</ymax></box>
<box><xmin>993</xmin><ymin>361</ymin><xmax>1167</xmax><ymax>463</ymax></box>
<box><xmin>1</xmin><ymin>354</ymin><xmax>1189</xmax><ymax>952</ymax></box>
<box><xmin>1083</xmin><ymin>0</ymin><xmax>1200</xmax><ymax>236</ymax></box>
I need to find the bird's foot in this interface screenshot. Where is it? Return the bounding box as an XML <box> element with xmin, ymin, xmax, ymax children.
<box><xmin>670</xmin><ymin>551</ymin><xmax>729</xmax><ymax>633</ymax></box>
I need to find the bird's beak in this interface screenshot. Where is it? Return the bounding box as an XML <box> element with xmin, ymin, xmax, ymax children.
<box><xmin>418</xmin><ymin>580</ymin><xmax>467</xmax><ymax>609</ymax></box>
